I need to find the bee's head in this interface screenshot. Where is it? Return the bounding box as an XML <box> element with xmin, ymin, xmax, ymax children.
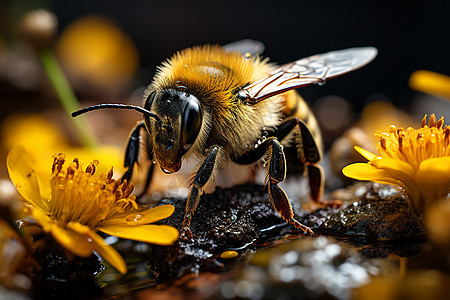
<box><xmin>71</xmin><ymin>88</ymin><xmax>202</xmax><ymax>175</ymax></box>
<box><xmin>144</xmin><ymin>89</ymin><xmax>203</xmax><ymax>174</ymax></box>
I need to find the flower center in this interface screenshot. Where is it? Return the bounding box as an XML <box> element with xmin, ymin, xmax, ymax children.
<box><xmin>376</xmin><ymin>114</ymin><xmax>450</xmax><ymax>171</ymax></box>
<box><xmin>49</xmin><ymin>154</ymin><xmax>137</xmax><ymax>228</ymax></box>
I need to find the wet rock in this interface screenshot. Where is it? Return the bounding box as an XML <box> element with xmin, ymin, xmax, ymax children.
<box><xmin>320</xmin><ymin>183</ymin><xmax>425</xmax><ymax>240</ymax></box>
<box><xmin>214</xmin><ymin>237</ymin><xmax>381</xmax><ymax>300</ymax></box>
<box><xmin>142</xmin><ymin>183</ymin><xmax>424</xmax><ymax>279</ymax></box>
<box><xmin>140</xmin><ymin>184</ymin><xmax>339</xmax><ymax>279</ymax></box>
<box><xmin>147</xmin><ymin>184</ymin><xmax>303</xmax><ymax>279</ymax></box>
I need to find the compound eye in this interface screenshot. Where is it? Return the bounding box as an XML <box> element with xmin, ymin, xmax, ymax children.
<box><xmin>181</xmin><ymin>100</ymin><xmax>202</xmax><ymax>152</ymax></box>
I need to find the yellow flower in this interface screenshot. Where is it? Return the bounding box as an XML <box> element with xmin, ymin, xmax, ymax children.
<box><xmin>6</xmin><ymin>146</ymin><xmax>179</xmax><ymax>274</ymax></box>
<box><xmin>1</xmin><ymin>113</ymin><xmax>124</xmax><ymax>177</ymax></box>
<box><xmin>342</xmin><ymin>114</ymin><xmax>450</xmax><ymax>217</ymax></box>
<box><xmin>56</xmin><ymin>15</ymin><xmax>139</xmax><ymax>91</ymax></box>
<box><xmin>409</xmin><ymin>70</ymin><xmax>450</xmax><ymax>100</ymax></box>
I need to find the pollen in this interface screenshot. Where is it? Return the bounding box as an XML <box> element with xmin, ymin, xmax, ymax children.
<box><xmin>220</xmin><ymin>250</ymin><xmax>239</xmax><ymax>259</ymax></box>
<box><xmin>375</xmin><ymin>114</ymin><xmax>450</xmax><ymax>171</ymax></box>
<box><xmin>49</xmin><ymin>153</ymin><xmax>137</xmax><ymax>228</ymax></box>
<box><xmin>7</xmin><ymin>146</ymin><xmax>178</xmax><ymax>274</ymax></box>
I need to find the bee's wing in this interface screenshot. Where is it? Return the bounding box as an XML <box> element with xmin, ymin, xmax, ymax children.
<box><xmin>223</xmin><ymin>39</ymin><xmax>265</xmax><ymax>57</ymax></box>
<box><xmin>242</xmin><ymin>47</ymin><xmax>377</xmax><ymax>104</ymax></box>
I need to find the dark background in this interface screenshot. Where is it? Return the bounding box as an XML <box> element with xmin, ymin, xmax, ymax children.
<box><xmin>2</xmin><ymin>0</ymin><xmax>450</xmax><ymax>112</ymax></box>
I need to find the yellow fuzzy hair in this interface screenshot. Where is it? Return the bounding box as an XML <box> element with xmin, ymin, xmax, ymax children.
<box><xmin>149</xmin><ymin>45</ymin><xmax>284</xmax><ymax>154</ymax></box>
<box><xmin>151</xmin><ymin>45</ymin><xmax>269</xmax><ymax>111</ymax></box>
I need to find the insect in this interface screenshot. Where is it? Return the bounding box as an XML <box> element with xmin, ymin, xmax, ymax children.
<box><xmin>72</xmin><ymin>40</ymin><xmax>377</xmax><ymax>236</ymax></box>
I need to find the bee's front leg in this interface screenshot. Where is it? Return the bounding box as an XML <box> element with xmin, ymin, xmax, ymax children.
<box><xmin>264</xmin><ymin>137</ymin><xmax>313</xmax><ymax>235</ymax></box>
<box><xmin>122</xmin><ymin>121</ymin><xmax>155</xmax><ymax>198</ymax></box>
<box><xmin>181</xmin><ymin>145</ymin><xmax>222</xmax><ymax>238</ymax></box>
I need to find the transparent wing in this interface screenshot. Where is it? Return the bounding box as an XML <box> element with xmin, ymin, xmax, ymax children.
<box><xmin>242</xmin><ymin>47</ymin><xmax>377</xmax><ymax>104</ymax></box>
<box><xmin>223</xmin><ymin>39</ymin><xmax>265</xmax><ymax>57</ymax></box>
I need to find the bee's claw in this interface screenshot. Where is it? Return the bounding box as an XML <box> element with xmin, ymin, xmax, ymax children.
<box><xmin>180</xmin><ymin>226</ymin><xmax>193</xmax><ymax>241</ymax></box>
<box><xmin>289</xmin><ymin>219</ymin><xmax>314</xmax><ymax>236</ymax></box>
<box><xmin>180</xmin><ymin>212</ymin><xmax>194</xmax><ymax>241</ymax></box>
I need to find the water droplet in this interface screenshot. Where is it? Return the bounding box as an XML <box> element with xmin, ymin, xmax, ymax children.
<box><xmin>245</xmin><ymin>144</ymin><xmax>249</xmax><ymax>148</ymax></box>
<box><xmin>254</xmin><ymin>144</ymin><xmax>258</xmax><ymax>148</ymax></box>
<box><xmin>153</xmin><ymin>159</ymin><xmax>157</xmax><ymax>164</ymax></box>
<box><xmin>15</xmin><ymin>183</ymin><xmax>22</xmax><ymax>189</ymax></box>
<box><xmin>126</xmin><ymin>213</ymin><xmax>146</xmax><ymax>225</ymax></box>
<box><xmin>162</xmin><ymin>168</ymin><xmax>174</xmax><ymax>174</ymax></box>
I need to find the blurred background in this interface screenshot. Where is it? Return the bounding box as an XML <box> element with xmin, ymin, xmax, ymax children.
<box><xmin>0</xmin><ymin>0</ymin><xmax>449</xmax><ymax>184</ymax></box>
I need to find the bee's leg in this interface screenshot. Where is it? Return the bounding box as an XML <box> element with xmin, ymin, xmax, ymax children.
<box><xmin>122</xmin><ymin>122</ymin><xmax>145</xmax><ymax>181</ymax></box>
<box><xmin>136</xmin><ymin>131</ymin><xmax>155</xmax><ymax>198</ymax></box>
<box><xmin>232</xmin><ymin>118</ymin><xmax>326</xmax><ymax>205</ymax></box>
<box><xmin>282</xmin><ymin>119</ymin><xmax>341</xmax><ymax>207</ymax></box>
<box><xmin>293</xmin><ymin>120</ymin><xmax>324</xmax><ymax>203</ymax></box>
<box><xmin>272</xmin><ymin>118</ymin><xmax>325</xmax><ymax>203</ymax></box>
<box><xmin>181</xmin><ymin>145</ymin><xmax>222</xmax><ymax>238</ymax></box>
<box><xmin>232</xmin><ymin>137</ymin><xmax>313</xmax><ymax>234</ymax></box>
<box><xmin>265</xmin><ymin>137</ymin><xmax>313</xmax><ymax>235</ymax></box>
<box><xmin>122</xmin><ymin>121</ymin><xmax>154</xmax><ymax>198</ymax></box>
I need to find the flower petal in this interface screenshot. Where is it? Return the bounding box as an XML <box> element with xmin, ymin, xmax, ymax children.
<box><xmin>370</xmin><ymin>157</ymin><xmax>415</xmax><ymax>178</ymax></box>
<box><xmin>68</xmin><ymin>221</ymin><xmax>126</xmax><ymax>274</ymax></box>
<box><xmin>67</xmin><ymin>221</ymin><xmax>92</xmax><ymax>235</ymax></box>
<box><xmin>354</xmin><ymin>146</ymin><xmax>378</xmax><ymax>161</ymax></box>
<box><xmin>90</xmin><ymin>234</ymin><xmax>127</xmax><ymax>274</ymax></box>
<box><xmin>359</xmin><ymin>157</ymin><xmax>418</xmax><ymax>195</ymax></box>
<box><xmin>47</xmin><ymin>224</ymin><xmax>94</xmax><ymax>257</ymax></box>
<box><xmin>100</xmin><ymin>204</ymin><xmax>175</xmax><ymax>226</ymax></box>
<box><xmin>98</xmin><ymin>224</ymin><xmax>179</xmax><ymax>246</ymax></box>
<box><xmin>125</xmin><ymin>204</ymin><xmax>175</xmax><ymax>225</ymax></box>
<box><xmin>342</xmin><ymin>163</ymin><xmax>409</xmax><ymax>187</ymax></box>
<box><xmin>416</xmin><ymin>157</ymin><xmax>450</xmax><ymax>186</ymax></box>
<box><xmin>409</xmin><ymin>70</ymin><xmax>450</xmax><ymax>100</ymax></box>
<box><xmin>6</xmin><ymin>146</ymin><xmax>49</xmax><ymax>211</ymax></box>
<box><xmin>29</xmin><ymin>207</ymin><xmax>52</xmax><ymax>230</ymax></box>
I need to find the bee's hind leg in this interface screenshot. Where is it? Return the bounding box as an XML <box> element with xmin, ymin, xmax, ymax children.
<box><xmin>232</xmin><ymin>117</ymin><xmax>325</xmax><ymax>204</ymax></box>
<box><xmin>232</xmin><ymin>137</ymin><xmax>313</xmax><ymax>235</ymax></box>
<box><xmin>181</xmin><ymin>145</ymin><xmax>222</xmax><ymax>239</ymax></box>
<box><xmin>294</xmin><ymin>119</ymin><xmax>324</xmax><ymax>203</ymax></box>
<box><xmin>122</xmin><ymin>121</ymin><xmax>155</xmax><ymax>198</ymax></box>
<box><xmin>295</xmin><ymin>120</ymin><xmax>340</xmax><ymax>208</ymax></box>
<box><xmin>265</xmin><ymin>137</ymin><xmax>313</xmax><ymax>235</ymax></box>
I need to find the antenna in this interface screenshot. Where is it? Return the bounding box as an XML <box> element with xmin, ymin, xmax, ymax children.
<box><xmin>71</xmin><ymin>103</ymin><xmax>162</xmax><ymax>125</ymax></box>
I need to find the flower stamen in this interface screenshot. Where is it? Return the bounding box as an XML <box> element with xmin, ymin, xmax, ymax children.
<box><xmin>343</xmin><ymin>114</ymin><xmax>450</xmax><ymax>218</ymax></box>
<box><xmin>7</xmin><ymin>146</ymin><xmax>179</xmax><ymax>274</ymax></box>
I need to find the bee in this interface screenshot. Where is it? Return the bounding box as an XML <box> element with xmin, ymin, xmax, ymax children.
<box><xmin>72</xmin><ymin>40</ymin><xmax>377</xmax><ymax>236</ymax></box>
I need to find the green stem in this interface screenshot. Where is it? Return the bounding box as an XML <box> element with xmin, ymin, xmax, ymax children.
<box><xmin>39</xmin><ymin>48</ymin><xmax>98</xmax><ymax>148</ymax></box>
